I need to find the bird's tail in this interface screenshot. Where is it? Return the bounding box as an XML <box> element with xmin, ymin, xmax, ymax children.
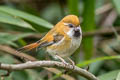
<box><xmin>17</xmin><ymin>42</ymin><xmax>40</xmax><ymax>52</ymax></box>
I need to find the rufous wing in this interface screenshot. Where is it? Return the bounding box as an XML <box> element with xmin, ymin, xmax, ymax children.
<box><xmin>17</xmin><ymin>42</ymin><xmax>40</xmax><ymax>52</ymax></box>
<box><xmin>17</xmin><ymin>30</ymin><xmax>64</xmax><ymax>52</ymax></box>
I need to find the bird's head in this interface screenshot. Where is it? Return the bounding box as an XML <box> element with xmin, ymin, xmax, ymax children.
<box><xmin>55</xmin><ymin>15</ymin><xmax>81</xmax><ymax>38</ymax></box>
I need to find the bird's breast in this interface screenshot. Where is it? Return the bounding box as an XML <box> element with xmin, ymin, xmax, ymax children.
<box><xmin>46</xmin><ymin>35</ymin><xmax>82</xmax><ymax>58</ymax></box>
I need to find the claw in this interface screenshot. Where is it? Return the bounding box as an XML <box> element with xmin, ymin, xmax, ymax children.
<box><xmin>67</xmin><ymin>58</ymin><xmax>75</xmax><ymax>70</ymax></box>
<box><xmin>55</xmin><ymin>55</ymin><xmax>69</xmax><ymax>68</ymax></box>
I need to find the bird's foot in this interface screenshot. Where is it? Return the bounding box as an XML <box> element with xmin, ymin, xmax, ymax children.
<box><xmin>55</xmin><ymin>55</ymin><xmax>69</xmax><ymax>68</ymax></box>
<box><xmin>67</xmin><ymin>58</ymin><xmax>75</xmax><ymax>70</ymax></box>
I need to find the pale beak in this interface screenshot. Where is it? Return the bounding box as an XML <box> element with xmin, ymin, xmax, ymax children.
<box><xmin>74</xmin><ymin>26</ymin><xmax>80</xmax><ymax>31</ymax></box>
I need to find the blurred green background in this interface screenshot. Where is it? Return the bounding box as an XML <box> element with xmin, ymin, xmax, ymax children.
<box><xmin>0</xmin><ymin>0</ymin><xmax>120</xmax><ymax>80</ymax></box>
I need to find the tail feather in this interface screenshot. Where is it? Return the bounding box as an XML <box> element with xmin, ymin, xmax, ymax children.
<box><xmin>18</xmin><ymin>42</ymin><xmax>39</xmax><ymax>52</ymax></box>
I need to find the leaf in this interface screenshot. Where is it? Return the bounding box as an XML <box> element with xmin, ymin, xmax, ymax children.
<box><xmin>7</xmin><ymin>33</ymin><xmax>33</xmax><ymax>41</ymax></box>
<box><xmin>98</xmin><ymin>70</ymin><xmax>120</xmax><ymax>80</ymax></box>
<box><xmin>112</xmin><ymin>0</ymin><xmax>120</xmax><ymax>14</ymax></box>
<box><xmin>0</xmin><ymin>32</ymin><xmax>33</xmax><ymax>41</ymax></box>
<box><xmin>0</xmin><ymin>32</ymin><xmax>34</xmax><ymax>47</ymax></box>
<box><xmin>0</xmin><ymin>11</ymin><xmax>34</xmax><ymax>30</ymax></box>
<box><xmin>26</xmin><ymin>70</ymin><xmax>43</xmax><ymax>80</ymax></box>
<box><xmin>0</xmin><ymin>54</ymin><xmax>14</xmax><ymax>64</ymax></box>
<box><xmin>116</xmin><ymin>72</ymin><xmax>120</xmax><ymax>80</ymax></box>
<box><xmin>12</xmin><ymin>71</ymin><xmax>28</xmax><ymax>80</ymax></box>
<box><xmin>0</xmin><ymin>6</ymin><xmax>53</xmax><ymax>29</ymax></box>
<box><xmin>89</xmin><ymin>61</ymin><xmax>104</xmax><ymax>74</ymax></box>
<box><xmin>77</xmin><ymin>56</ymin><xmax>120</xmax><ymax>67</ymax></box>
<box><xmin>0</xmin><ymin>38</ymin><xmax>17</xmax><ymax>47</ymax></box>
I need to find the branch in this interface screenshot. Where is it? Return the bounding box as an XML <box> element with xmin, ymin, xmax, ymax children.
<box><xmin>0</xmin><ymin>45</ymin><xmax>75</xmax><ymax>80</ymax></box>
<box><xmin>0</xmin><ymin>45</ymin><xmax>36</xmax><ymax>61</ymax></box>
<box><xmin>83</xmin><ymin>27</ymin><xmax>120</xmax><ymax>37</ymax></box>
<box><xmin>95</xmin><ymin>3</ymin><xmax>112</xmax><ymax>15</ymax></box>
<box><xmin>0</xmin><ymin>61</ymin><xmax>98</xmax><ymax>80</ymax></box>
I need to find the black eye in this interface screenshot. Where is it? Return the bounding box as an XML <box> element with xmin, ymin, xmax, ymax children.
<box><xmin>68</xmin><ymin>24</ymin><xmax>74</xmax><ymax>28</ymax></box>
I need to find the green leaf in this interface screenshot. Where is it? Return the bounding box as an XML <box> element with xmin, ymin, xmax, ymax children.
<box><xmin>89</xmin><ymin>61</ymin><xmax>104</xmax><ymax>74</ymax></box>
<box><xmin>0</xmin><ymin>38</ymin><xmax>17</xmax><ymax>47</ymax></box>
<box><xmin>0</xmin><ymin>32</ymin><xmax>33</xmax><ymax>47</ymax></box>
<box><xmin>0</xmin><ymin>54</ymin><xmax>14</xmax><ymax>64</ymax></box>
<box><xmin>0</xmin><ymin>6</ymin><xmax>53</xmax><ymax>29</ymax></box>
<box><xmin>116</xmin><ymin>72</ymin><xmax>120</xmax><ymax>80</ymax></box>
<box><xmin>98</xmin><ymin>70</ymin><xmax>120</xmax><ymax>80</ymax></box>
<box><xmin>12</xmin><ymin>71</ymin><xmax>28</xmax><ymax>80</ymax></box>
<box><xmin>7</xmin><ymin>33</ymin><xmax>34</xmax><ymax>41</ymax></box>
<box><xmin>112</xmin><ymin>0</ymin><xmax>120</xmax><ymax>14</ymax></box>
<box><xmin>49</xmin><ymin>72</ymin><xmax>63</xmax><ymax>80</ymax></box>
<box><xmin>77</xmin><ymin>56</ymin><xmax>120</xmax><ymax>67</ymax></box>
<box><xmin>26</xmin><ymin>70</ymin><xmax>43</xmax><ymax>80</ymax></box>
<box><xmin>0</xmin><ymin>11</ymin><xmax>34</xmax><ymax>30</ymax></box>
<box><xmin>0</xmin><ymin>32</ymin><xmax>33</xmax><ymax>41</ymax></box>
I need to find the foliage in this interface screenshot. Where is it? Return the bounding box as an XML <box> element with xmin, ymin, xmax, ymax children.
<box><xmin>0</xmin><ymin>0</ymin><xmax>120</xmax><ymax>80</ymax></box>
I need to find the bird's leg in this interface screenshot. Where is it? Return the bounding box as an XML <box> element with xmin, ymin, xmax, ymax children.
<box><xmin>67</xmin><ymin>57</ymin><xmax>75</xmax><ymax>70</ymax></box>
<box><xmin>55</xmin><ymin>55</ymin><xmax>67</xmax><ymax>64</ymax></box>
<box><xmin>67</xmin><ymin>58</ymin><xmax>75</xmax><ymax>66</ymax></box>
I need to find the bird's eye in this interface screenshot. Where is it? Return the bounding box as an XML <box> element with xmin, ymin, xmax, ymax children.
<box><xmin>68</xmin><ymin>24</ymin><xmax>74</xmax><ymax>28</ymax></box>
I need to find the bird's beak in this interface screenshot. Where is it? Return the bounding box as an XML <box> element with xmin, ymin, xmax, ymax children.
<box><xmin>73</xmin><ymin>26</ymin><xmax>81</xmax><ymax>37</ymax></box>
<box><xmin>74</xmin><ymin>26</ymin><xmax>80</xmax><ymax>31</ymax></box>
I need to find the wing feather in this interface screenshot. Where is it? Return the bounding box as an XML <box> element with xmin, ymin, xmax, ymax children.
<box><xmin>17</xmin><ymin>33</ymin><xmax>64</xmax><ymax>52</ymax></box>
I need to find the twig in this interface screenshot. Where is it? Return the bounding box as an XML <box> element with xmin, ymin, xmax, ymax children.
<box><xmin>0</xmin><ymin>45</ymin><xmax>36</xmax><ymax>61</ymax></box>
<box><xmin>0</xmin><ymin>61</ymin><xmax>98</xmax><ymax>80</ymax></box>
<box><xmin>96</xmin><ymin>3</ymin><xmax>112</xmax><ymax>15</ymax></box>
<box><xmin>101</xmin><ymin>10</ymin><xmax>117</xmax><ymax>27</ymax></box>
<box><xmin>83</xmin><ymin>27</ymin><xmax>120</xmax><ymax>37</ymax></box>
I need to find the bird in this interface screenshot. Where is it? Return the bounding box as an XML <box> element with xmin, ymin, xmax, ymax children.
<box><xmin>18</xmin><ymin>15</ymin><xmax>82</xmax><ymax>66</ymax></box>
